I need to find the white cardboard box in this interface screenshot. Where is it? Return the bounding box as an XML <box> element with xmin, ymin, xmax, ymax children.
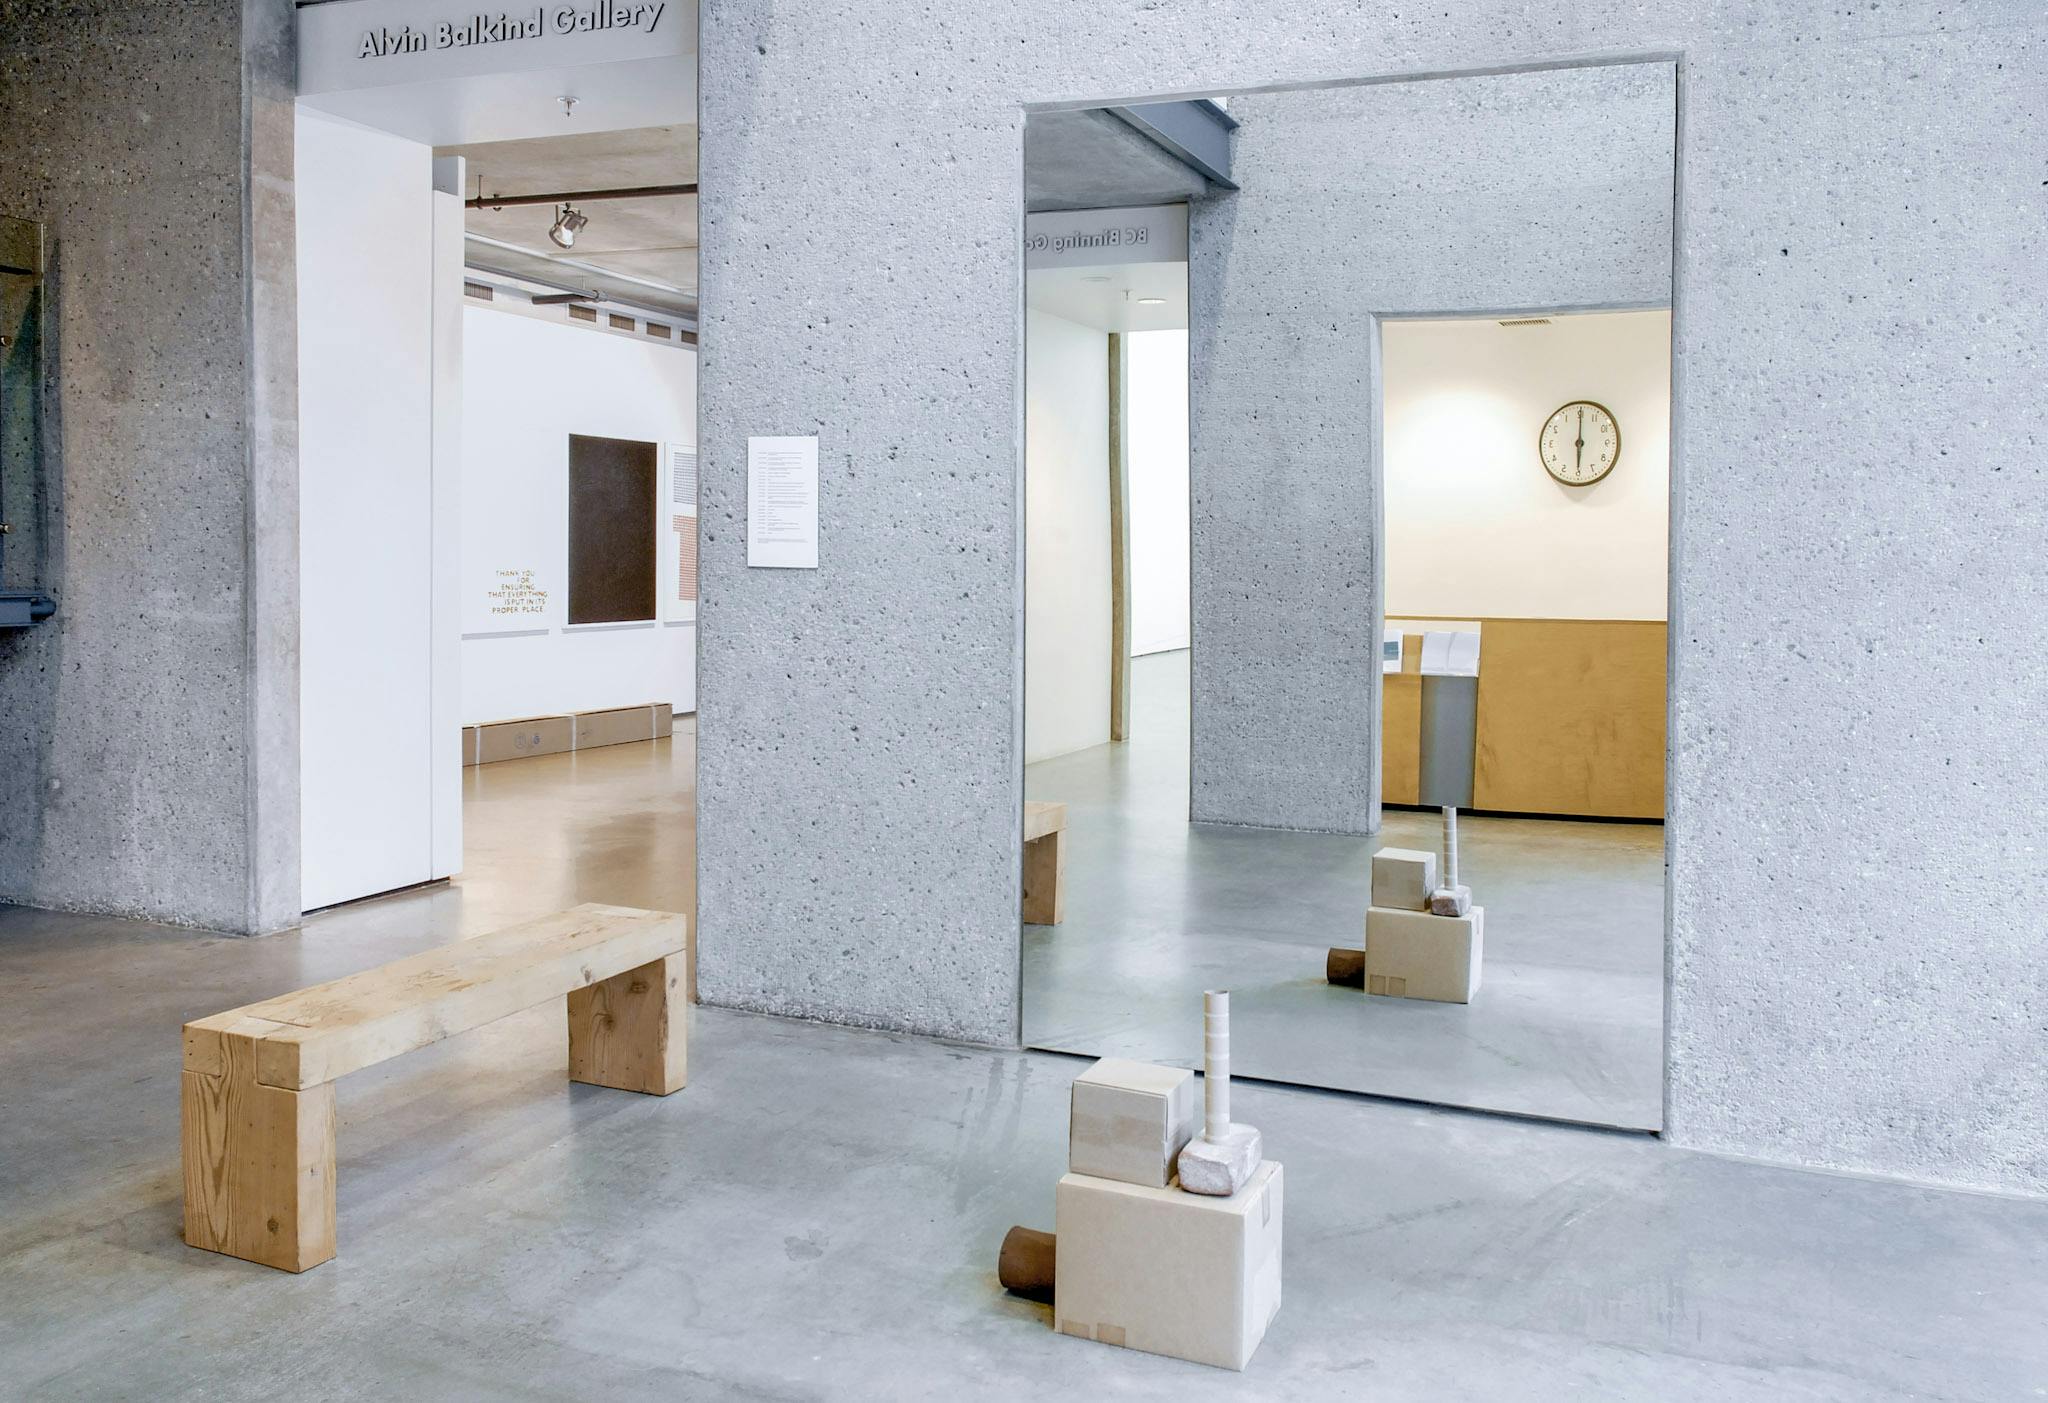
<box><xmin>1054</xmin><ymin>1162</ymin><xmax>1284</xmax><ymax>1372</ymax></box>
<box><xmin>1069</xmin><ymin>1058</ymin><xmax>1197</xmax><ymax>1188</ymax></box>
<box><xmin>1370</xmin><ymin>847</ymin><xmax>1438</xmax><ymax>911</ymax></box>
<box><xmin>1364</xmin><ymin>905</ymin><xmax>1483</xmax><ymax>1003</ymax></box>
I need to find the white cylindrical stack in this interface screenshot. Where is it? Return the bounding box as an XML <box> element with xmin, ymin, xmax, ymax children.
<box><xmin>1442</xmin><ymin>806</ymin><xmax>1459</xmax><ymax>889</ymax></box>
<box><xmin>1204</xmin><ymin>989</ymin><xmax>1230</xmax><ymax>1142</ymax></box>
<box><xmin>1179</xmin><ymin>987</ymin><xmax>1261</xmax><ymax>1195</ymax></box>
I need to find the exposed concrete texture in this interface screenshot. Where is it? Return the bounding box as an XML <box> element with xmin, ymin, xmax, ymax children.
<box><xmin>1026</xmin><ymin>108</ymin><xmax>1209</xmax><ymax>212</ymax></box>
<box><xmin>693</xmin><ymin>43</ymin><xmax>1024</xmax><ymax>1046</ymax></box>
<box><xmin>4</xmin><ymin>901</ymin><xmax>2047</xmax><ymax>1399</ymax></box>
<box><xmin>1187</xmin><ymin>64</ymin><xmax>1675</xmax><ymax>833</ymax></box>
<box><xmin>698</xmin><ymin>4</ymin><xmax>2048</xmax><ymax>1194</ymax></box>
<box><xmin>0</xmin><ymin>0</ymin><xmax>299</xmax><ymax>934</ymax></box>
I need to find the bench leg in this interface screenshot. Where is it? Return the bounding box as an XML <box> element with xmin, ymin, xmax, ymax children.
<box><xmin>568</xmin><ymin>953</ymin><xmax>687</xmax><ymax>1096</ymax></box>
<box><xmin>1022</xmin><ymin>829</ymin><xmax>1067</xmax><ymax>925</ymax></box>
<box><xmin>181</xmin><ymin>1031</ymin><xmax>336</xmax><ymax>1273</ymax></box>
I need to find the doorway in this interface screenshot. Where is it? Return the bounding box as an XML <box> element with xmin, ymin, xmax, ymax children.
<box><xmin>1018</xmin><ymin>62</ymin><xmax>1678</xmax><ymax>1130</ymax></box>
<box><xmin>294</xmin><ymin>88</ymin><xmax>704</xmax><ymax>982</ymax></box>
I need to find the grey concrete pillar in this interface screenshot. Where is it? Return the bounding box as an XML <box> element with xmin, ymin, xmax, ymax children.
<box><xmin>0</xmin><ymin>0</ymin><xmax>300</xmax><ymax>933</ymax></box>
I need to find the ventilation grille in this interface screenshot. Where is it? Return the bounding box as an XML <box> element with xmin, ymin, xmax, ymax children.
<box><xmin>610</xmin><ymin>313</ymin><xmax>636</xmax><ymax>331</ymax></box>
<box><xmin>679</xmin><ymin>329</ymin><xmax>700</xmax><ymax>347</ymax></box>
<box><xmin>568</xmin><ymin>305</ymin><xmax>597</xmax><ymax>323</ymax></box>
<box><xmin>463</xmin><ymin>281</ymin><xmax>495</xmax><ymax>301</ymax></box>
<box><xmin>1497</xmin><ymin>317</ymin><xmax>1552</xmax><ymax>327</ymax></box>
<box><xmin>645</xmin><ymin>321</ymin><xmax>672</xmax><ymax>340</ymax></box>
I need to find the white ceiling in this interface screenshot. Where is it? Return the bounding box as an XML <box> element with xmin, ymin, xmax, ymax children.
<box><xmin>1026</xmin><ymin>260</ymin><xmax>1189</xmax><ymax>334</ymax></box>
<box><xmin>440</xmin><ymin>124</ymin><xmax>698</xmax><ymax>311</ymax></box>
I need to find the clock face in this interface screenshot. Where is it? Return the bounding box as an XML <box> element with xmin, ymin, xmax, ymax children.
<box><xmin>1539</xmin><ymin>400</ymin><xmax>1620</xmax><ymax>486</ymax></box>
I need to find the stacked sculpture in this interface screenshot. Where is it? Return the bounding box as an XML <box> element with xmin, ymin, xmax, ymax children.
<box><xmin>998</xmin><ymin>992</ymin><xmax>1284</xmax><ymax>1372</ymax></box>
<box><xmin>1328</xmin><ymin>805</ymin><xmax>1485</xmax><ymax>1003</ymax></box>
<box><xmin>1428</xmin><ymin>806</ymin><xmax>1473</xmax><ymax>916</ymax></box>
<box><xmin>1176</xmin><ymin>992</ymin><xmax>1262</xmax><ymax>1195</ymax></box>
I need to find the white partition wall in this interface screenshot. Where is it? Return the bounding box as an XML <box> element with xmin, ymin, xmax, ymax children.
<box><xmin>1023</xmin><ymin>307</ymin><xmax>1112</xmax><ymax>764</ymax></box>
<box><xmin>457</xmin><ymin>304</ymin><xmax>698</xmax><ymax>723</ymax></box>
<box><xmin>1126</xmin><ymin>329</ymin><xmax>1191</xmax><ymax>656</ymax></box>
<box><xmin>297</xmin><ymin>109</ymin><xmax>463</xmax><ymax>910</ymax></box>
<box><xmin>429</xmin><ymin>160</ymin><xmax>466</xmax><ymax>882</ymax></box>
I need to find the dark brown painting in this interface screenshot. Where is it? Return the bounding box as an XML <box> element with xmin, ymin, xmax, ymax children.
<box><xmin>567</xmin><ymin>433</ymin><xmax>657</xmax><ymax>626</ymax></box>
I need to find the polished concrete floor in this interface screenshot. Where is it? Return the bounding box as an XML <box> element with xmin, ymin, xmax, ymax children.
<box><xmin>3</xmin><ymin>907</ymin><xmax>2045</xmax><ymax>1400</ymax></box>
<box><xmin>1024</xmin><ymin>651</ymin><xmax>1665</xmax><ymax>1129</ymax></box>
<box><xmin>3</xmin><ymin>728</ymin><xmax>2044</xmax><ymax>1398</ymax></box>
<box><xmin>457</xmin><ymin>726</ymin><xmax>698</xmax><ymax>990</ymax></box>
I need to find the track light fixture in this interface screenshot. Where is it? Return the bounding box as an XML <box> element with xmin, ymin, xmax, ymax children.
<box><xmin>548</xmin><ymin>202</ymin><xmax>590</xmax><ymax>250</ymax></box>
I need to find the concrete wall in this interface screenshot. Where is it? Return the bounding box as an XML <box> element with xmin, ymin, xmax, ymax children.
<box><xmin>0</xmin><ymin>0</ymin><xmax>299</xmax><ymax>934</ymax></box>
<box><xmin>699</xmin><ymin>3</ymin><xmax>2047</xmax><ymax>1196</ymax></box>
<box><xmin>1024</xmin><ymin>308</ymin><xmax>1111</xmax><ymax>765</ymax></box>
<box><xmin>1187</xmin><ymin>66</ymin><xmax>1675</xmax><ymax>834</ymax></box>
<box><xmin>1383</xmin><ymin>310</ymin><xmax>1672</xmax><ymax>621</ymax></box>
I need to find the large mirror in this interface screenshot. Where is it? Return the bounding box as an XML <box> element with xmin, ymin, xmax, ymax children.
<box><xmin>1020</xmin><ymin>64</ymin><xmax>1676</xmax><ymax>1129</ymax></box>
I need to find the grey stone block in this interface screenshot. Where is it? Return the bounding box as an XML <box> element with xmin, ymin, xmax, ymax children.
<box><xmin>1178</xmin><ymin>1125</ymin><xmax>1263</xmax><ymax>1197</ymax></box>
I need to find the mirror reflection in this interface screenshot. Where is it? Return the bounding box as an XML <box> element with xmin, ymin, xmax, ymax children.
<box><xmin>1020</xmin><ymin>65</ymin><xmax>1676</xmax><ymax>1129</ymax></box>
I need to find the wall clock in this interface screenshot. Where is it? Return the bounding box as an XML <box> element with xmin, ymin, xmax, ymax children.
<box><xmin>1538</xmin><ymin>400</ymin><xmax>1620</xmax><ymax>486</ymax></box>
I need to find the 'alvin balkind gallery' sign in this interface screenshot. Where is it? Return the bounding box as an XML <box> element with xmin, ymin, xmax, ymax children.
<box><xmin>359</xmin><ymin>2</ymin><xmax>667</xmax><ymax>59</ymax></box>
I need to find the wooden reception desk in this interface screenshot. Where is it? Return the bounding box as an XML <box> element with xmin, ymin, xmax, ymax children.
<box><xmin>1382</xmin><ymin>618</ymin><xmax>1667</xmax><ymax>821</ymax></box>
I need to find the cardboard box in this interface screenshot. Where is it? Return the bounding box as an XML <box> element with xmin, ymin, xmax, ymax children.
<box><xmin>574</xmin><ymin>704</ymin><xmax>662</xmax><ymax>752</ymax></box>
<box><xmin>1364</xmin><ymin>904</ymin><xmax>1483</xmax><ymax>1003</ymax></box>
<box><xmin>476</xmin><ymin>715</ymin><xmax>574</xmax><ymax>765</ymax></box>
<box><xmin>1370</xmin><ymin>847</ymin><xmax>1437</xmax><ymax>911</ymax></box>
<box><xmin>1054</xmin><ymin>1162</ymin><xmax>1284</xmax><ymax>1372</ymax></box>
<box><xmin>1069</xmin><ymin>1058</ymin><xmax>1197</xmax><ymax>1188</ymax></box>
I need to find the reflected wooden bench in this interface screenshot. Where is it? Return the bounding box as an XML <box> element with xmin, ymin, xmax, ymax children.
<box><xmin>180</xmin><ymin>903</ymin><xmax>688</xmax><ymax>1273</ymax></box>
<box><xmin>1023</xmin><ymin>801</ymin><xmax>1068</xmax><ymax>926</ymax></box>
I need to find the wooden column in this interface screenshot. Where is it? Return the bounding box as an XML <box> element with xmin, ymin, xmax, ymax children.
<box><xmin>568</xmin><ymin>953</ymin><xmax>689</xmax><ymax>1096</ymax></box>
<box><xmin>1107</xmin><ymin>333</ymin><xmax>1132</xmax><ymax>743</ymax></box>
<box><xmin>181</xmin><ymin>1020</ymin><xmax>337</xmax><ymax>1273</ymax></box>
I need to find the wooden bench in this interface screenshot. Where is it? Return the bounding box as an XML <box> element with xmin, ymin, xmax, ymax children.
<box><xmin>1022</xmin><ymin>801</ymin><xmax>1068</xmax><ymax>925</ymax></box>
<box><xmin>180</xmin><ymin>903</ymin><xmax>688</xmax><ymax>1273</ymax></box>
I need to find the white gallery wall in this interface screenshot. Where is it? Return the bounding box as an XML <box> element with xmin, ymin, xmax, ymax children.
<box><xmin>1382</xmin><ymin>310</ymin><xmax>1672</xmax><ymax>620</ymax></box>
<box><xmin>1026</xmin><ymin>314</ymin><xmax>1192</xmax><ymax>762</ymax></box>
<box><xmin>1126</xmin><ymin>330</ymin><xmax>1191</xmax><ymax>656</ymax></box>
<box><xmin>1024</xmin><ymin>307</ymin><xmax>1111</xmax><ymax>764</ymax></box>
<box><xmin>297</xmin><ymin>109</ymin><xmax>462</xmax><ymax>912</ymax></box>
<box><xmin>460</xmin><ymin>305</ymin><xmax>698</xmax><ymax>723</ymax></box>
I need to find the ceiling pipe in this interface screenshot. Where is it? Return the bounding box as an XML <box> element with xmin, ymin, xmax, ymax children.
<box><xmin>467</xmin><ymin>182</ymin><xmax>697</xmax><ymax>210</ymax></box>
<box><xmin>463</xmin><ymin>233</ymin><xmax>698</xmax><ymax>305</ymax></box>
